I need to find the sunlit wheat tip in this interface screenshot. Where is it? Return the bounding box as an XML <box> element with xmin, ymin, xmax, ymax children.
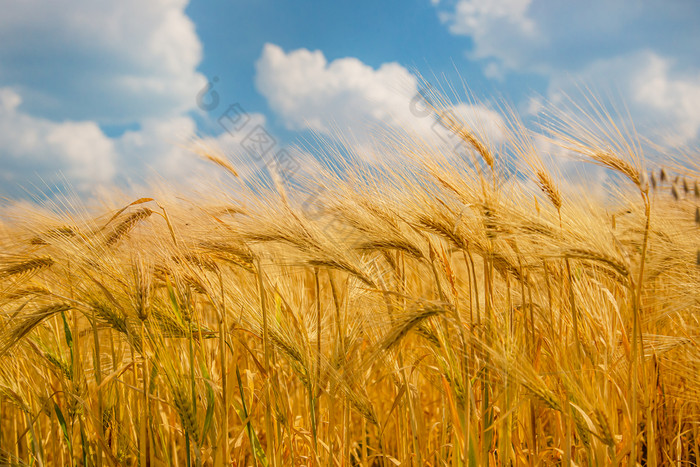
<box><xmin>205</xmin><ymin>152</ymin><xmax>238</xmax><ymax>176</ymax></box>
<box><xmin>536</xmin><ymin>170</ymin><xmax>562</xmax><ymax>210</ymax></box>
<box><xmin>437</xmin><ymin>110</ymin><xmax>494</xmax><ymax>168</ymax></box>
<box><xmin>105</xmin><ymin>208</ymin><xmax>153</xmax><ymax>246</ymax></box>
<box><xmin>592</xmin><ymin>152</ymin><xmax>642</xmax><ymax>188</ymax></box>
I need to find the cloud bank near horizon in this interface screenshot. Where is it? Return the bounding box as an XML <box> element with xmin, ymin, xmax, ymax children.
<box><xmin>0</xmin><ymin>0</ymin><xmax>697</xmax><ymax>198</ymax></box>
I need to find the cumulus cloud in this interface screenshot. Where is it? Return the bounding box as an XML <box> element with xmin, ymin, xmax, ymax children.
<box><xmin>435</xmin><ymin>0</ymin><xmax>699</xmax><ymax>76</ymax></box>
<box><xmin>628</xmin><ymin>55</ymin><xmax>700</xmax><ymax>145</ymax></box>
<box><xmin>0</xmin><ymin>85</ymin><xmax>275</xmax><ymax>196</ymax></box>
<box><xmin>548</xmin><ymin>51</ymin><xmax>700</xmax><ymax>146</ymax></box>
<box><xmin>254</xmin><ymin>43</ymin><xmax>506</xmax><ymax>159</ymax></box>
<box><xmin>0</xmin><ymin>0</ymin><xmax>215</xmax><ymax>196</ymax></box>
<box><xmin>116</xmin><ymin>116</ymin><xmax>199</xmax><ymax>183</ymax></box>
<box><xmin>0</xmin><ymin>87</ymin><xmax>116</xmax><ymax>191</ymax></box>
<box><xmin>0</xmin><ymin>0</ymin><xmax>205</xmax><ymax>123</ymax></box>
<box><xmin>255</xmin><ymin>44</ymin><xmax>421</xmax><ymax>134</ymax></box>
<box><xmin>435</xmin><ymin>0</ymin><xmax>700</xmax><ymax>146</ymax></box>
<box><xmin>438</xmin><ymin>0</ymin><xmax>541</xmax><ymax>70</ymax></box>
<box><xmin>111</xmin><ymin>110</ymin><xmax>274</xmax><ymax>192</ymax></box>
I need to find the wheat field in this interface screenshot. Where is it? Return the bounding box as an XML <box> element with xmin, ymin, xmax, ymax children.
<box><xmin>0</xmin><ymin>97</ymin><xmax>699</xmax><ymax>466</ymax></box>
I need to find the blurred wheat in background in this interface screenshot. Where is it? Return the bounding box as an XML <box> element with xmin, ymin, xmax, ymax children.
<box><xmin>0</xmin><ymin>93</ymin><xmax>698</xmax><ymax>466</ymax></box>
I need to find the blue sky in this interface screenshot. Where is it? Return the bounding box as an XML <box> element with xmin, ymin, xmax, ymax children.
<box><xmin>1</xmin><ymin>0</ymin><xmax>699</xmax><ymax>197</ymax></box>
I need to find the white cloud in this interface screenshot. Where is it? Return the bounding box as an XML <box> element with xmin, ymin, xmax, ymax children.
<box><xmin>254</xmin><ymin>43</ymin><xmax>506</xmax><ymax>160</ymax></box>
<box><xmin>0</xmin><ymin>86</ymin><xmax>277</xmax><ymax>196</ymax></box>
<box><xmin>435</xmin><ymin>0</ymin><xmax>700</xmax><ymax>146</ymax></box>
<box><xmin>435</xmin><ymin>0</ymin><xmax>699</xmax><ymax>76</ymax></box>
<box><xmin>0</xmin><ymin>0</ymin><xmax>205</xmax><ymax>122</ymax></box>
<box><xmin>442</xmin><ymin>0</ymin><xmax>536</xmax><ymax>36</ymax></box>
<box><xmin>548</xmin><ymin>51</ymin><xmax>700</xmax><ymax>146</ymax></box>
<box><xmin>438</xmin><ymin>0</ymin><xmax>540</xmax><ymax>69</ymax></box>
<box><xmin>116</xmin><ymin>116</ymin><xmax>199</xmax><ymax>183</ymax></box>
<box><xmin>255</xmin><ymin>44</ymin><xmax>420</xmax><ymax>135</ymax></box>
<box><xmin>0</xmin><ymin>0</ymin><xmax>213</xmax><ymax>196</ymax></box>
<box><xmin>630</xmin><ymin>55</ymin><xmax>700</xmax><ymax>145</ymax></box>
<box><xmin>0</xmin><ymin>87</ymin><xmax>116</xmax><ymax>190</ymax></box>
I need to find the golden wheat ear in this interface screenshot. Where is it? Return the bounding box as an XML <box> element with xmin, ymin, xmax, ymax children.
<box><xmin>104</xmin><ymin>208</ymin><xmax>153</xmax><ymax>246</ymax></box>
<box><xmin>535</xmin><ymin>169</ymin><xmax>562</xmax><ymax>211</ymax></box>
<box><xmin>187</xmin><ymin>138</ymin><xmax>239</xmax><ymax>177</ymax></box>
<box><xmin>0</xmin><ymin>303</ymin><xmax>72</xmax><ymax>355</ymax></box>
<box><xmin>0</xmin><ymin>256</ymin><xmax>54</xmax><ymax>279</ymax></box>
